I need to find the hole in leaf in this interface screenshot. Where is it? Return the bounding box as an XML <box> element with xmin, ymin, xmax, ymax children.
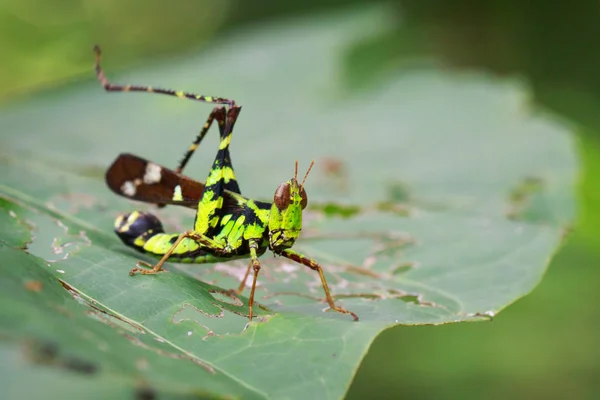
<box><xmin>172</xmin><ymin>303</ymin><xmax>251</xmax><ymax>339</ymax></box>
<box><xmin>209</xmin><ymin>289</ymin><xmax>243</xmax><ymax>307</ymax></box>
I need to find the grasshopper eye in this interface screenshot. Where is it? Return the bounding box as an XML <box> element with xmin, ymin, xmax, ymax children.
<box><xmin>300</xmin><ymin>187</ymin><xmax>308</xmax><ymax>209</ymax></box>
<box><xmin>274</xmin><ymin>182</ymin><xmax>291</xmax><ymax>210</ymax></box>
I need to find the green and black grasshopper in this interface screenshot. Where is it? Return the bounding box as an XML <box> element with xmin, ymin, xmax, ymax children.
<box><xmin>95</xmin><ymin>46</ymin><xmax>358</xmax><ymax>322</ymax></box>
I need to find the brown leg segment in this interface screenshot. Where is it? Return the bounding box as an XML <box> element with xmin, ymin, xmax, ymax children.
<box><xmin>245</xmin><ymin>240</ymin><xmax>263</xmax><ymax>322</ymax></box>
<box><xmin>281</xmin><ymin>248</ymin><xmax>359</xmax><ymax>321</ymax></box>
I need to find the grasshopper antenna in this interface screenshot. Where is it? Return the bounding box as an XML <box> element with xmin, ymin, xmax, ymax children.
<box><xmin>300</xmin><ymin>160</ymin><xmax>315</xmax><ymax>188</ymax></box>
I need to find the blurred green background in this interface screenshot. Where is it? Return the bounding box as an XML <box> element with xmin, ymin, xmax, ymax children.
<box><xmin>2</xmin><ymin>0</ymin><xmax>599</xmax><ymax>398</ymax></box>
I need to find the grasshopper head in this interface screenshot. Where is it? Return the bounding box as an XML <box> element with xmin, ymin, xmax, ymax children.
<box><xmin>268</xmin><ymin>160</ymin><xmax>314</xmax><ymax>252</ymax></box>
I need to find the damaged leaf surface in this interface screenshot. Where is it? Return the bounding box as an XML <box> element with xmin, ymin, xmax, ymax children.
<box><xmin>0</xmin><ymin>5</ymin><xmax>576</xmax><ymax>400</ymax></box>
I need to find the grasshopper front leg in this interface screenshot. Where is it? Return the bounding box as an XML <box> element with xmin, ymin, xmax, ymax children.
<box><xmin>244</xmin><ymin>240</ymin><xmax>263</xmax><ymax>322</ymax></box>
<box><xmin>281</xmin><ymin>248</ymin><xmax>359</xmax><ymax>321</ymax></box>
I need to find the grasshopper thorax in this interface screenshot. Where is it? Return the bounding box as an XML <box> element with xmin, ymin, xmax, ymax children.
<box><xmin>268</xmin><ymin>161</ymin><xmax>313</xmax><ymax>252</ymax></box>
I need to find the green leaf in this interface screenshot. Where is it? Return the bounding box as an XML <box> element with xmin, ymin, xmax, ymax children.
<box><xmin>0</xmin><ymin>239</ymin><xmax>261</xmax><ymax>400</ymax></box>
<box><xmin>0</xmin><ymin>5</ymin><xmax>576</xmax><ymax>400</ymax></box>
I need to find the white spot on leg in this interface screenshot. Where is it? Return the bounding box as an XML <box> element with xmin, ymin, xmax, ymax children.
<box><xmin>143</xmin><ymin>162</ymin><xmax>162</xmax><ymax>184</ymax></box>
<box><xmin>172</xmin><ymin>185</ymin><xmax>183</xmax><ymax>201</ymax></box>
<box><xmin>121</xmin><ymin>181</ymin><xmax>136</xmax><ymax>197</ymax></box>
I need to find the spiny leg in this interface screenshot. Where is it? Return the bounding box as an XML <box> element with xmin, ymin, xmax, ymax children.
<box><xmin>281</xmin><ymin>248</ymin><xmax>359</xmax><ymax>321</ymax></box>
<box><xmin>93</xmin><ymin>45</ymin><xmax>235</xmax><ymax>109</ymax></box>
<box><xmin>246</xmin><ymin>240</ymin><xmax>263</xmax><ymax>322</ymax></box>
<box><xmin>130</xmin><ymin>230</ymin><xmax>226</xmax><ymax>275</ymax></box>
<box><xmin>175</xmin><ymin>107</ymin><xmax>225</xmax><ymax>174</ymax></box>
<box><xmin>152</xmin><ymin>106</ymin><xmax>228</xmax><ymax>209</ymax></box>
<box><xmin>236</xmin><ymin>259</ymin><xmax>253</xmax><ymax>294</ymax></box>
<box><xmin>177</xmin><ymin>106</ymin><xmax>242</xmax><ymax>195</ymax></box>
<box><xmin>94</xmin><ymin>46</ymin><xmax>244</xmax><ymax>195</ymax></box>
